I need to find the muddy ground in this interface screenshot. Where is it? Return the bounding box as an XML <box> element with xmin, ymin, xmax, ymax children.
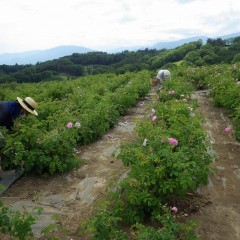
<box><xmin>1</xmin><ymin>89</ymin><xmax>240</xmax><ymax>240</ymax></box>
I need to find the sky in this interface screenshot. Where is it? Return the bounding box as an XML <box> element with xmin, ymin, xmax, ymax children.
<box><xmin>0</xmin><ymin>0</ymin><xmax>240</xmax><ymax>54</ymax></box>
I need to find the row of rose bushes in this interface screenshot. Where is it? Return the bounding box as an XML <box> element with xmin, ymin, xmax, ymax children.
<box><xmin>0</xmin><ymin>71</ymin><xmax>151</xmax><ymax>174</ymax></box>
<box><xmin>86</xmin><ymin>75</ymin><xmax>214</xmax><ymax>239</ymax></box>
<box><xmin>173</xmin><ymin>63</ymin><xmax>240</xmax><ymax>139</ymax></box>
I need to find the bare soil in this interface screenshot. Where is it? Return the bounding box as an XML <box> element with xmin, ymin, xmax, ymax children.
<box><xmin>1</xmin><ymin>90</ymin><xmax>240</xmax><ymax>240</ymax></box>
<box><xmin>188</xmin><ymin>91</ymin><xmax>240</xmax><ymax>240</ymax></box>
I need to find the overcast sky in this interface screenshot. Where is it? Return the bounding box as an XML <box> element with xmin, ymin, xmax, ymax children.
<box><xmin>0</xmin><ymin>0</ymin><xmax>240</xmax><ymax>54</ymax></box>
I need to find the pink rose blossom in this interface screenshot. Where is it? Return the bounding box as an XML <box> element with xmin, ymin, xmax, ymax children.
<box><xmin>168</xmin><ymin>138</ymin><xmax>178</xmax><ymax>146</ymax></box>
<box><xmin>171</xmin><ymin>206</ymin><xmax>178</xmax><ymax>213</ymax></box>
<box><xmin>224</xmin><ymin>126</ymin><xmax>232</xmax><ymax>133</ymax></box>
<box><xmin>67</xmin><ymin>122</ymin><xmax>73</xmax><ymax>128</ymax></box>
<box><xmin>152</xmin><ymin>116</ymin><xmax>157</xmax><ymax>121</ymax></box>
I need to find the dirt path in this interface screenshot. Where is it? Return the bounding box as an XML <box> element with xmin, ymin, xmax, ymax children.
<box><xmin>1</xmin><ymin>89</ymin><xmax>240</xmax><ymax>240</ymax></box>
<box><xmin>190</xmin><ymin>90</ymin><xmax>240</xmax><ymax>240</ymax></box>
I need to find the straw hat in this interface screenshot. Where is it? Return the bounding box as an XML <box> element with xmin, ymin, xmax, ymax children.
<box><xmin>17</xmin><ymin>97</ymin><xmax>38</xmax><ymax>116</ymax></box>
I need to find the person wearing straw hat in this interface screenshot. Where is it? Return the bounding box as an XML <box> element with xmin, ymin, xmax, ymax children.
<box><xmin>156</xmin><ymin>69</ymin><xmax>171</xmax><ymax>90</ymax></box>
<box><xmin>0</xmin><ymin>97</ymin><xmax>38</xmax><ymax>181</ymax></box>
<box><xmin>0</xmin><ymin>97</ymin><xmax>38</xmax><ymax>148</ymax></box>
<box><xmin>0</xmin><ymin>96</ymin><xmax>38</xmax><ymax>131</ymax></box>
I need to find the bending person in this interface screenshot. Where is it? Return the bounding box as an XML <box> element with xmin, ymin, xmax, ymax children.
<box><xmin>0</xmin><ymin>96</ymin><xmax>38</xmax><ymax>130</ymax></box>
<box><xmin>0</xmin><ymin>96</ymin><xmax>38</xmax><ymax>147</ymax></box>
<box><xmin>0</xmin><ymin>96</ymin><xmax>38</xmax><ymax>180</ymax></box>
<box><xmin>156</xmin><ymin>69</ymin><xmax>171</xmax><ymax>90</ymax></box>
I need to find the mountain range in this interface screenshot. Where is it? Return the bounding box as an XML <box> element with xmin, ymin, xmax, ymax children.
<box><xmin>0</xmin><ymin>32</ymin><xmax>239</xmax><ymax>65</ymax></box>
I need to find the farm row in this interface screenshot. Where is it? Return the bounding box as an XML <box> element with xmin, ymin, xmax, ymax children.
<box><xmin>85</xmin><ymin>63</ymin><xmax>240</xmax><ymax>239</ymax></box>
<box><xmin>0</xmin><ymin>63</ymin><xmax>239</xmax><ymax>239</ymax></box>
<box><xmin>178</xmin><ymin>63</ymin><xmax>240</xmax><ymax>139</ymax></box>
<box><xmin>0</xmin><ymin>71</ymin><xmax>151</xmax><ymax>174</ymax></box>
<box><xmin>85</xmin><ymin>72</ymin><xmax>213</xmax><ymax>239</ymax></box>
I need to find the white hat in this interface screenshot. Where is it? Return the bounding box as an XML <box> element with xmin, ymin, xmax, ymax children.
<box><xmin>17</xmin><ymin>97</ymin><xmax>38</xmax><ymax>116</ymax></box>
<box><xmin>164</xmin><ymin>70</ymin><xmax>171</xmax><ymax>77</ymax></box>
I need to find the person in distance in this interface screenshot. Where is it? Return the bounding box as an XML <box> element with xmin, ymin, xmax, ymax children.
<box><xmin>156</xmin><ymin>69</ymin><xmax>171</xmax><ymax>90</ymax></box>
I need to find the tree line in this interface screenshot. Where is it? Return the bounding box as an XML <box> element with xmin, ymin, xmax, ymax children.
<box><xmin>0</xmin><ymin>36</ymin><xmax>239</xmax><ymax>84</ymax></box>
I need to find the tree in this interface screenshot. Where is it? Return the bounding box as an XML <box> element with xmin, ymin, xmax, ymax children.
<box><xmin>203</xmin><ymin>51</ymin><xmax>218</xmax><ymax>64</ymax></box>
<box><xmin>184</xmin><ymin>51</ymin><xmax>201</xmax><ymax>63</ymax></box>
<box><xmin>207</xmin><ymin>38</ymin><xmax>225</xmax><ymax>47</ymax></box>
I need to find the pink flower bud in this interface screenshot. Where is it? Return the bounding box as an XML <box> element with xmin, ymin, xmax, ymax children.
<box><xmin>67</xmin><ymin>122</ymin><xmax>73</xmax><ymax>128</ymax></box>
<box><xmin>224</xmin><ymin>126</ymin><xmax>232</xmax><ymax>133</ymax></box>
<box><xmin>171</xmin><ymin>207</ymin><xmax>178</xmax><ymax>213</ymax></box>
<box><xmin>152</xmin><ymin>116</ymin><xmax>157</xmax><ymax>121</ymax></box>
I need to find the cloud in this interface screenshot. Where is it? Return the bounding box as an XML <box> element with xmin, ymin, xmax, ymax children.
<box><xmin>176</xmin><ymin>0</ymin><xmax>198</xmax><ymax>4</ymax></box>
<box><xmin>0</xmin><ymin>0</ymin><xmax>240</xmax><ymax>53</ymax></box>
<box><xmin>200</xmin><ymin>7</ymin><xmax>240</xmax><ymax>36</ymax></box>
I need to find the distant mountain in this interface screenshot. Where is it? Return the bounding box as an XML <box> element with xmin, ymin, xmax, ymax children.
<box><xmin>218</xmin><ymin>32</ymin><xmax>240</xmax><ymax>39</ymax></box>
<box><xmin>108</xmin><ymin>37</ymin><xmax>207</xmax><ymax>53</ymax></box>
<box><xmin>150</xmin><ymin>32</ymin><xmax>240</xmax><ymax>50</ymax></box>
<box><xmin>0</xmin><ymin>45</ymin><xmax>93</xmax><ymax>65</ymax></box>
<box><xmin>109</xmin><ymin>32</ymin><xmax>240</xmax><ymax>52</ymax></box>
<box><xmin>150</xmin><ymin>36</ymin><xmax>208</xmax><ymax>50</ymax></box>
<box><xmin>0</xmin><ymin>32</ymin><xmax>239</xmax><ymax>65</ymax></box>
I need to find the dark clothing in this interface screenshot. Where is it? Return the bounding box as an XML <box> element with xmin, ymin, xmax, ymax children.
<box><xmin>0</xmin><ymin>101</ymin><xmax>22</xmax><ymax>130</ymax></box>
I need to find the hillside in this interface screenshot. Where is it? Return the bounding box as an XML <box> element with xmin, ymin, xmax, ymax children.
<box><xmin>0</xmin><ymin>35</ymin><xmax>240</xmax><ymax>85</ymax></box>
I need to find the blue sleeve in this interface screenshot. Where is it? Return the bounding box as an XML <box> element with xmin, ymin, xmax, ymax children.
<box><xmin>0</xmin><ymin>101</ymin><xmax>21</xmax><ymax>129</ymax></box>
